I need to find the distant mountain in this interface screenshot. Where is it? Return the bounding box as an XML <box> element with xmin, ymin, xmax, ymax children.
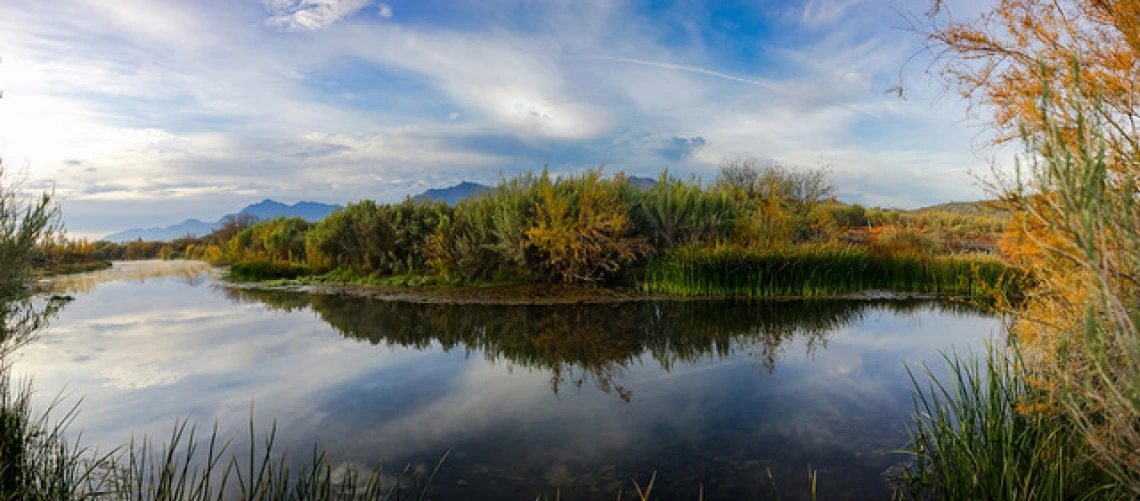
<box><xmin>627</xmin><ymin>175</ymin><xmax>658</xmax><ymax>191</ymax></box>
<box><xmin>914</xmin><ymin>200</ymin><xmax>1007</xmax><ymax>216</ymax></box>
<box><xmin>103</xmin><ymin>199</ymin><xmax>340</xmax><ymax>243</ymax></box>
<box><xmin>411</xmin><ymin>177</ymin><xmax>656</xmax><ymax>205</ymax></box>
<box><xmin>412</xmin><ymin>181</ymin><xmax>491</xmax><ymax>205</ymax></box>
<box><xmin>237</xmin><ymin>199</ymin><xmax>340</xmax><ymax>221</ymax></box>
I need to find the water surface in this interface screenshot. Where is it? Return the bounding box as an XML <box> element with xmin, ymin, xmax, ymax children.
<box><xmin>14</xmin><ymin>261</ymin><xmax>1000</xmax><ymax>500</ymax></box>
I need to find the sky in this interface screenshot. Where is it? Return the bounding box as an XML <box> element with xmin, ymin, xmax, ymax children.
<box><xmin>0</xmin><ymin>0</ymin><xmax>998</xmax><ymax>238</ymax></box>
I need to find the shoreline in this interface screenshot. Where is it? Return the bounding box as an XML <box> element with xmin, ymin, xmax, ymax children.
<box><xmin>227</xmin><ymin>279</ymin><xmax>964</xmax><ymax>306</ymax></box>
<box><xmin>34</xmin><ymin>260</ymin><xmax>992</xmax><ymax>305</ymax></box>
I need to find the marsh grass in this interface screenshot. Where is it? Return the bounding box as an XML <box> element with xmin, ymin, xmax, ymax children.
<box><xmin>643</xmin><ymin>245</ymin><xmax>1024</xmax><ymax>298</ymax></box>
<box><xmin>227</xmin><ymin>261</ymin><xmax>311</xmax><ymax>282</ymax></box>
<box><xmin>894</xmin><ymin>345</ymin><xmax>1122</xmax><ymax>500</ymax></box>
<box><xmin>0</xmin><ymin>366</ymin><xmax>113</xmax><ymax>500</ymax></box>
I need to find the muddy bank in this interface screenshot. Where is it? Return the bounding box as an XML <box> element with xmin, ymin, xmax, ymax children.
<box><xmin>228</xmin><ymin>280</ymin><xmax>951</xmax><ymax>305</ymax></box>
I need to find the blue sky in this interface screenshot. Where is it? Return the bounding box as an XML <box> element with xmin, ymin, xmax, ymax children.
<box><xmin>0</xmin><ymin>0</ymin><xmax>997</xmax><ymax>237</ymax></box>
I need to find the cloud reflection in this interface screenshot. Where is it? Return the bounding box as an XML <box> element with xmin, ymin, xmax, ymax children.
<box><xmin>14</xmin><ymin>262</ymin><xmax>1001</xmax><ymax>500</ymax></box>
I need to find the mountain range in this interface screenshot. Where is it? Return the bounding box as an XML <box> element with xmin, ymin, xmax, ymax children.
<box><xmin>102</xmin><ymin>177</ymin><xmax>659</xmax><ymax>242</ymax></box>
<box><xmin>411</xmin><ymin>181</ymin><xmax>491</xmax><ymax>205</ymax></box>
<box><xmin>102</xmin><ymin>199</ymin><xmax>341</xmax><ymax>242</ymax></box>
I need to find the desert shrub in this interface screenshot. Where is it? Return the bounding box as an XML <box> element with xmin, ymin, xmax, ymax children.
<box><xmin>525</xmin><ymin>168</ymin><xmax>645</xmax><ymax>283</ymax></box>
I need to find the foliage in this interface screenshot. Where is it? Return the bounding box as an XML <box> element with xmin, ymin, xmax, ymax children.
<box><xmin>818</xmin><ymin>202</ymin><xmax>867</xmax><ymax>228</ymax></box>
<box><xmin>867</xmin><ymin>226</ymin><xmax>942</xmax><ymax>257</ymax></box>
<box><xmin>713</xmin><ymin>158</ymin><xmax>835</xmax><ymax>214</ymax></box>
<box><xmin>304</xmin><ymin>200</ymin><xmax>452</xmax><ymax>277</ymax></box>
<box><xmin>0</xmin><ymin>168</ymin><xmax>59</xmax><ymax>301</ymax></box>
<box><xmin>995</xmin><ymin>85</ymin><xmax>1140</xmax><ymax>493</ymax></box>
<box><xmin>525</xmin><ymin>169</ymin><xmax>644</xmax><ymax>282</ymax></box>
<box><xmin>914</xmin><ymin>0</ymin><xmax>1140</xmax><ymax>495</ymax></box>
<box><xmin>1</xmin><ymin>394</ymin><xmax>444</xmax><ymax>500</ymax></box>
<box><xmin>435</xmin><ymin>171</ymin><xmax>545</xmax><ymax>282</ymax></box>
<box><xmin>918</xmin><ymin>0</ymin><xmax>1140</xmax><ymax>161</ymax></box>
<box><xmin>198</xmin><ymin>165</ymin><xmax>1014</xmax><ymax>298</ymax></box>
<box><xmin>629</xmin><ymin>170</ymin><xmax>736</xmax><ymax>250</ymax></box>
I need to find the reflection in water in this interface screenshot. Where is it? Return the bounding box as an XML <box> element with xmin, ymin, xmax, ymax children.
<box><xmin>16</xmin><ymin>263</ymin><xmax>1000</xmax><ymax>501</ymax></box>
<box><xmin>227</xmin><ymin>288</ymin><xmax>986</xmax><ymax>403</ymax></box>
<box><xmin>40</xmin><ymin>260</ymin><xmax>213</xmax><ymax>295</ymax></box>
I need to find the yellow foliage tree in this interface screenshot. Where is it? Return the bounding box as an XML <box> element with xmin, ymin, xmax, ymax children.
<box><xmin>734</xmin><ymin>190</ymin><xmax>794</xmax><ymax>249</ymax></box>
<box><xmin>525</xmin><ymin>169</ymin><xmax>643</xmax><ymax>283</ymax></box>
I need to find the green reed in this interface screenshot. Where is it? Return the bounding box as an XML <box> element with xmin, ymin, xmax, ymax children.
<box><xmin>228</xmin><ymin>260</ymin><xmax>312</xmax><ymax>282</ymax></box>
<box><xmin>642</xmin><ymin>245</ymin><xmax>1025</xmax><ymax>298</ymax></box>
<box><xmin>893</xmin><ymin>345</ymin><xmax>1122</xmax><ymax>500</ymax></box>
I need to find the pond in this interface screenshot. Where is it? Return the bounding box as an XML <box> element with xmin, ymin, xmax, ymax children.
<box><xmin>13</xmin><ymin>261</ymin><xmax>1001</xmax><ymax>500</ymax></box>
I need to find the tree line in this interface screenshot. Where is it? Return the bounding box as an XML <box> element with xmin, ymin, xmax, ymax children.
<box><xmin>150</xmin><ymin>160</ymin><xmax>1003</xmax><ymax>287</ymax></box>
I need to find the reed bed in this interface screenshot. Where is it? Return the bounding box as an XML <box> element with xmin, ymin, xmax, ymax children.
<box><xmin>642</xmin><ymin>245</ymin><xmax>1024</xmax><ymax>298</ymax></box>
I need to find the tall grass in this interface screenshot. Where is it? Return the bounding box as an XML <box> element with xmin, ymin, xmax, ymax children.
<box><xmin>894</xmin><ymin>345</ymin><xmax>1122</xmax><ymax>500</ymax></box>
<box><xmin>0</xmin><ymin>375</ymin><xmax>106</xmax><ymax>500</ymax></box>
<box><xmin>643</xmin><ymin>245</ymin><xmax>1025</xmax><ymax>298</ymax></box>
<box><xmin>0</xmin><ymin>386</ymin><xmax>445</xmax><ymax>500</ymax></box>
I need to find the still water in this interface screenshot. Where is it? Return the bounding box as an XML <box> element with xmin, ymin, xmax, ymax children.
<box><xmin>15</xmin><ymin>261</ymin><xmax>1000</xmax><ymax>500</ymax></box>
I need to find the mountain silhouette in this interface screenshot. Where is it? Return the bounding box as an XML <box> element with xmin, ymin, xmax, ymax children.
<box><xmin>411</xmin><ymin>181</ymin><xmax>491</xmax><ymax>205</ymax></box>
<box><xmin>102</xmin><ymin>199</ymin><xmax>340</xmax><ymax>242</ymax></box>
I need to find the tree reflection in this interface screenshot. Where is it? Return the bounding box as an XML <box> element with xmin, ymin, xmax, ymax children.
<box><xmin>41</xmin><ymin>260</ymin><xmax>213</xmax><ymax>296</ymax></box>
<box><xmin>1</xmin><ymin>297</ymin><xmax>68</xmax><ymax>361</ymax></box>
<box><xmin>226</xmin><ymin>289</ymin><xmax>986</xmax><ymax>401</ymax></box>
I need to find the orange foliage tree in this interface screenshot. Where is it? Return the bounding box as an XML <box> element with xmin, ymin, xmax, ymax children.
<box><xmin>921</xmin><ymin>0</ymin><xmax>1140</xmax><ymax>491</ymax></box>
<box><xmin>919</xmin><ymin>0</ymin><xmax>1139</xmax><ymax>158</ymax></box>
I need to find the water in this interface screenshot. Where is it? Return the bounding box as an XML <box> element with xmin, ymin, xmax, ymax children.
<box><xmin>14</xmin><ymin>261</ymin><xmax>1001</xmax><ymax>500</ymax></box>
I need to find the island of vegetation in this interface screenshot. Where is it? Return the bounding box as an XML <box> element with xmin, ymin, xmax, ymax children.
<box><xmin>51</xmin><ymin>159</ymin><xmax>1023</xmax><ymax>303</ymax></box>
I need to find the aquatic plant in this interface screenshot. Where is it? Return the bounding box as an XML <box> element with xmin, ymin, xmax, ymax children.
<box><xmin>894</xmin><ymin>345</ymin><xmax>1122</xmax><ymax>500</ymax></box>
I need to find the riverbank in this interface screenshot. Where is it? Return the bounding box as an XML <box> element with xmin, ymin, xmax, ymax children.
<box><xmin>229</xmin><ymin>277</ymin><xmax>983</xmax><ymax>306</ymax></box>
<box><xmin>224</xmin><ymin>246</ymin><xmax>1024</xmax><ymax>305</ymax></box>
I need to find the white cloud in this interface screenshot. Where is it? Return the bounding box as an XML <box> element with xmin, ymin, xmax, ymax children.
<box><xmin>264</xmin><ymin>0</ymin><xmax>372</xmax><ymax>32</ymax></box>
<box><xmin>337</xmin><ymin>24</ymin><xmax>616</xmax><ymax>140</ymax></box>
<box><xmin>796</xmin><ymin>0</ymin><xmax>867</xmax><ymax>28</ymax></box>
<box><xmin>0</xmin><ymin>0</ymin><xmax>996</xmax><ymax>233</ymax></box>
<box><xmin>377</xmin><ymin>3</ymin><xmax>392</xmax><ymax>18</ymax></box>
